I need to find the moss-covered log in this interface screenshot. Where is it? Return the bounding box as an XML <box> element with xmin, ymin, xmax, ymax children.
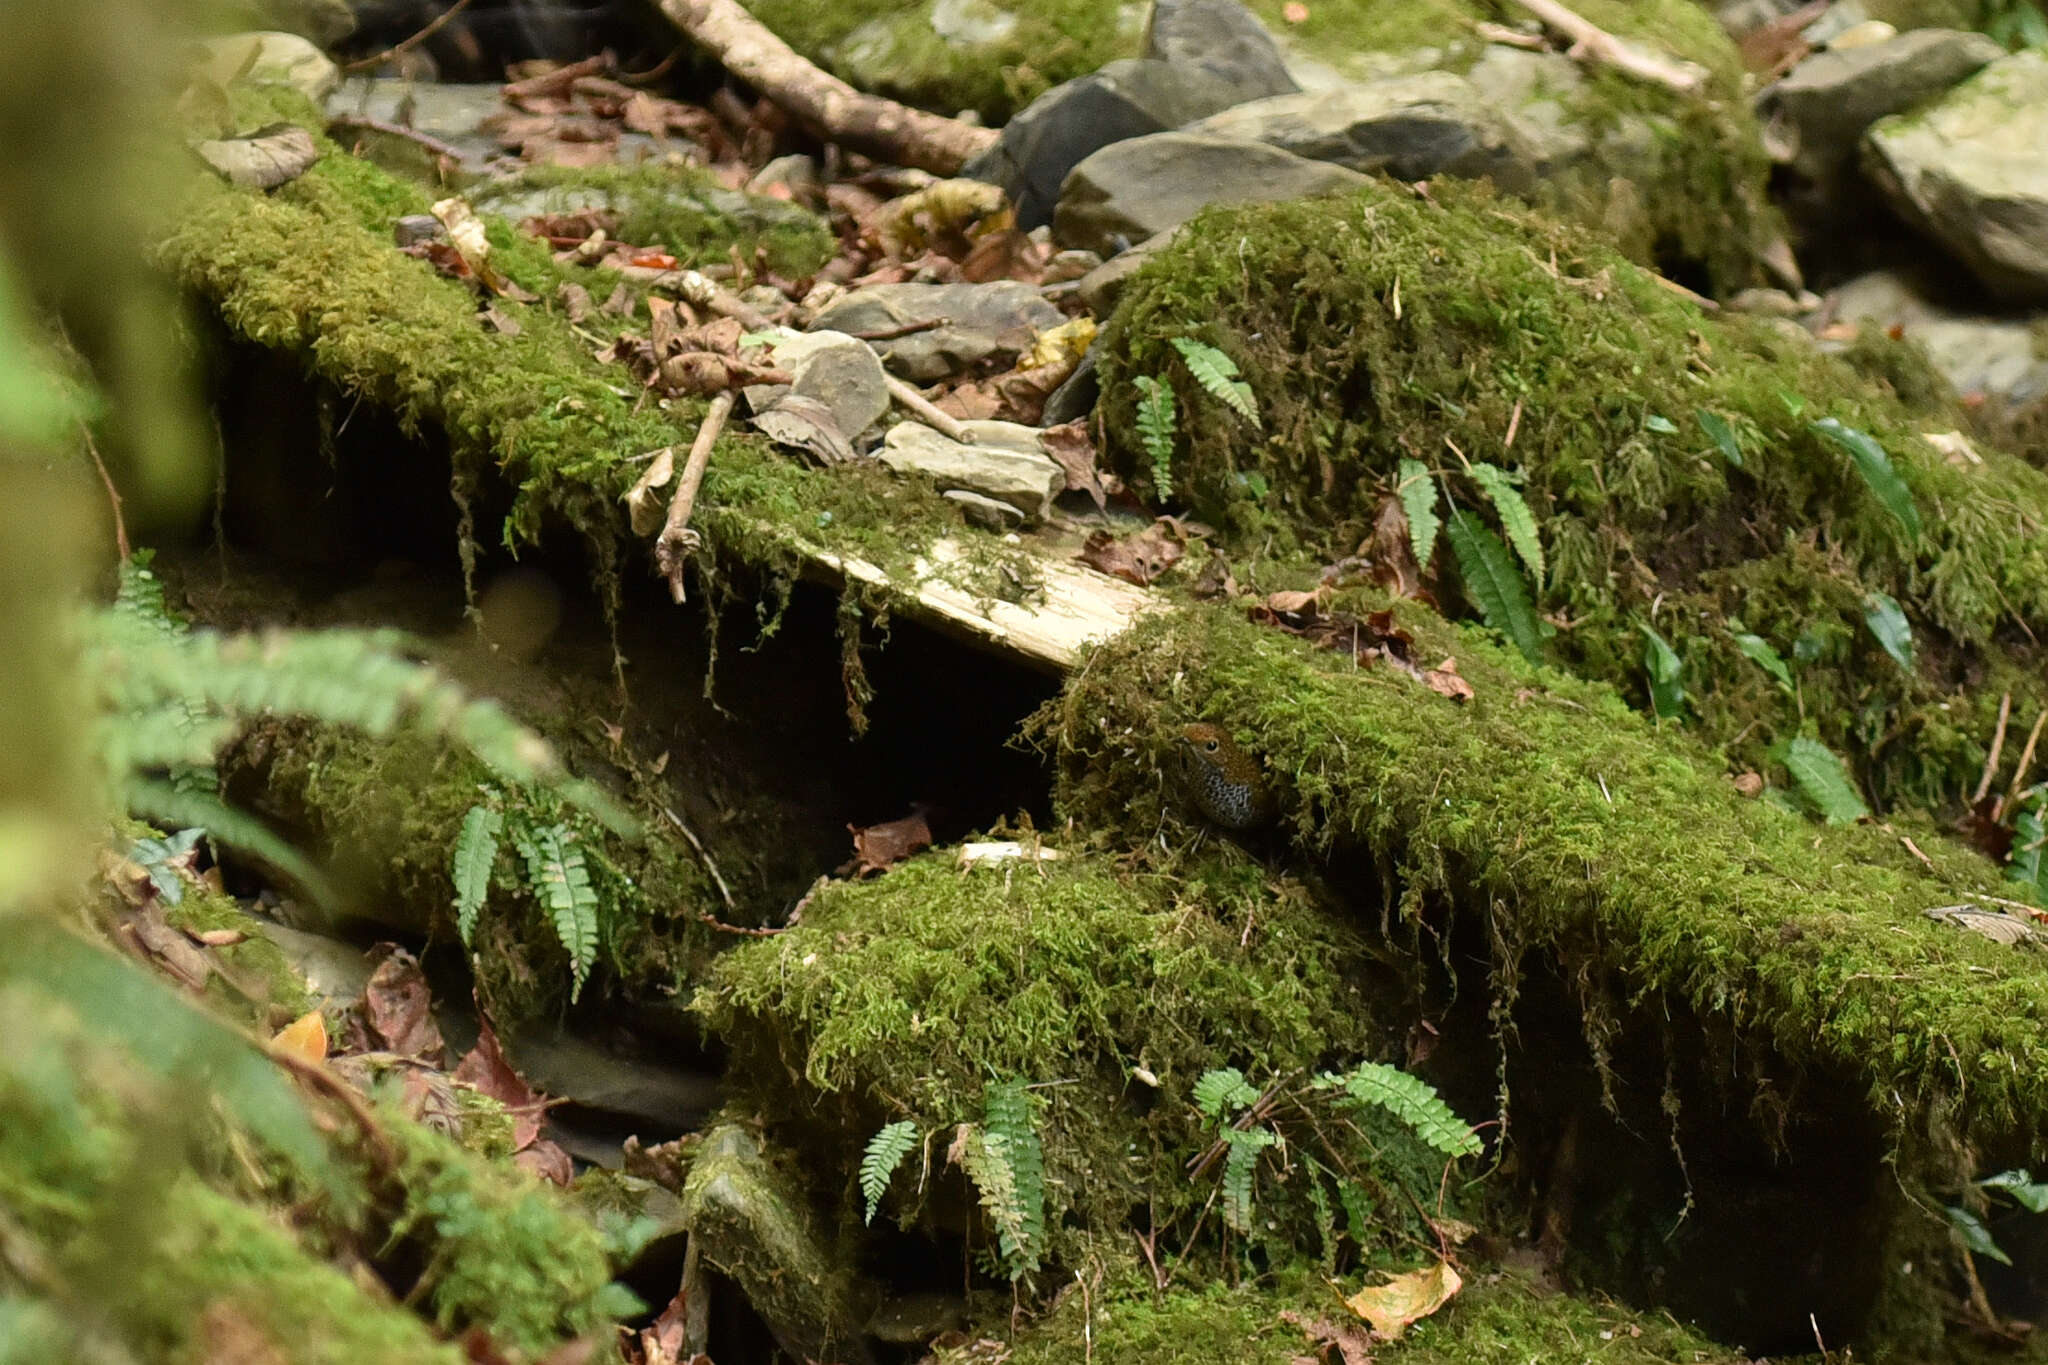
<box><xmin>1099</xmin><ymin>184</ymin><xmax>2048</xmax><ymax>811</ymax></box>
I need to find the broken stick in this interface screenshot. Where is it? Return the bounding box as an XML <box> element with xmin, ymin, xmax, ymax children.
<box><xmin>884</xmin><ymin>374</ymin><xmax>969</xmax><ymax>443</ymax></box>
<box><xmin>654</xmin><ymin>0</ymin><xmax>997</xmax><ymax>175</ymax></box>
<box><xmin>1507</xmin><ymin>0</ymin><xmax>1707</xmax><ymax>93</ymax></box>
<box><xmin>656</xmin><ymin>390</ymin><xmax>735</xmax><ymax>602</ymax></box>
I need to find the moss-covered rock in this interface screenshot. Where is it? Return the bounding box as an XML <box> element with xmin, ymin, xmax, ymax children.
<box><xmin>1098</xmin><ymin>182</ymin><xmax>2048</xmax><ymax>812</ymax></box>
<box><xmin>742</xmin><ymin>0</ymin><xmax>1137</xmax><ymax>123</ymax></box>
<box><xmin>1246</xmin><ymin>0</ymin><xmax>1779</xmax><ymax>293</ymax></box>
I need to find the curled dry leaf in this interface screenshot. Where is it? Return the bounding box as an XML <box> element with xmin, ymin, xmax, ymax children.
<box><xmin>1423</xmin><ymin>656</ymin><xmax>1475</xmax><ymax>702</ymax></box>
<box><xmin>1279</xmin><ymin>1310</ymin><xmax>1373</xmax><ymax>1365</ymax></box>
<box><xmin>846</xmin><ymin>808</ymin><xmax>934</xmax><ymax>877</ymax></box>
<box><xmin>1367</xmin><ymin>495</ymin><xmax>1435</xmax><ymax>604</ymax></box>
<box><xmin>455</xmin><ymin>1015</ymin><xmax>549</xmax><ymax>1150</ymax></box>
<box><xmin>271</xmin><ymin>1009</ymin><xmax>330</xmax><ymax>1064</ymax></box>
<box><xmin>1733</xmin><ymin>771</ymin><xmax>1765</xmax><ymax>798</ymax></box>
<box><xmin>363</xmin><ymin>945</ymin><xmax>445</xmax><ymax>1060</ymax></box>
<box><xmin>1040</xmin><ymin>419</ymin><xmax>1116</xmax><ymax>511</ymax></box>
<box><xmin>1189</xmin><ymin>548</ymin><xmax>1239</xmax><ymax>600</ymax></box>
<box><xmin>751</xmin><ymin>393</ymin><xmax>857</xmax><ymax>464</ymax></box>
<box><xmin>625</xmin><ymin>445</ymin><xmax>678</xmax><ymax>536</ymax></box>
<box><xmin>193</xmin><ymin>122</ymin><xmax>320</xmax><ymax>189</ymax></box>
<box><xmin>1345</xmin><ymin>1259</ymin><xmax>1462</xmax><ymax>1339</ymax></box>
<box><xmin>1078</xmin><ymin>523</ymin><xmax>1184</xmax><ymax>586</ymax></box>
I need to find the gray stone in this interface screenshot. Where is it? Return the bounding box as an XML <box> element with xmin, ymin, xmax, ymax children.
<box><xmin>1074</xmin><ymin>226</ymin><xmax>1182</xmax><ymax>316</ymax></box>
<box><xmin>879</xmin><ymin>422</ymin><xmax>1062</xmax><ymax>520</ymax></box>
<box><xmin>682</xmin><ymin>1124</ymin><xmax>874</xmax><ymax>1365</ymax></box>
<box><xmin>931</xmin><ymin>0</ymin><xmax>1018</xmax><ymax>45</ymax></box>
<box><xmin>341</xmin><ymin>80</ymin><xmax>521</xmax><ymax>176</ymax></box>
<box><xmin>1830</xmin><ymin>271</ymin><xmax>2048</xmax><ymax>405</ymax></box>
<box><xmin>1463</xmin><ymin>45</ymin><xmax>1593</xmax><ymax>173</ymax></box>
<box><xmin>1758</xmin><ymin>29</ymin><xmax>2002</xmax><ymax>187</ymax></box>
<box><xmin>1054</xmin><ymin>131</ymin><xmax>1369</xmax><ymax>255</ymax></box>
<box><xmin>1043</xmin><ymin>248</ymin><xmax>1104</xmax><ymax>284</ymax></box>
<box><xmin>251</xmin><ymin>919</ymin><xmax>374</xmax><ymax>1007</ymax></box>
<box><xmin>811</xmin><ymin>282</ymin><xmax>1062</xmax><ymax>381</ymax></box>
<box><xmin>198</xmin><ymin>31</ymin><xmax>339</xmax><ymax>103</ymax></box>
<box><xmin>506</xmin><ymin>1026</ymin><xmax>721</xmax><ymax>1135</ymax></box>
<box><xmin>962</xmin><ymin>58</ymin><xmax>1248</xmax><ymax>230</ymax></box>
<box><xmin>1143</xmin><ymin>0</ymin><xmax>1300</xmax><ymax>102</ymax></box>
<box><xmin>1187</xmin><ymin>73</ymin><xmax>1540</xmax><ymax>193</ymax></box>
<box><xmin>744</xmin><ymin>330</ymin><xmax>891</xmax><ymax>440</ymax></box>
<box><xmin>1041</xmin><ymin>342</ymin><xmax>1100</xmax><ymax>424</ymax></box>
<box><xmin>393</xmin><ymin>214</ymin><xmax>445</xmax><ymax>248</ymax></box>
<box><xmin>747</xmin><ymin>153</ymin><xmax>821</xmax><ymax>199</ymax></box>
<box><xmin>1864</xmin><ymin>51</ymin><xmax>2048</xmax><ymax>303</ymax></box>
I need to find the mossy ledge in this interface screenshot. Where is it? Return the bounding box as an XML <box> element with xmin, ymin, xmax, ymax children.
<box><xmin>1048</xmin><ymin>599</ymin><xmax>2048</xmax><ymax>1151</ymax></box>
<box><xmin>1100</xmin><ymin>183</ymin><xmax>2048</xmax><ymax>812</ymax></box>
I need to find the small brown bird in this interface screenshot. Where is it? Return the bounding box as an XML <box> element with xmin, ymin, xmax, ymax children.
<box><xmin>1174</xmin><ymin>723</ymin><xmax>1274</xmax><ymax>830</ymax></box>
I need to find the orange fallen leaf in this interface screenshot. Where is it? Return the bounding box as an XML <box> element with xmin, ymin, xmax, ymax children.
<box><xmin>1344</xmin><ymin>1259</ymin><xmax>1461</xmax><ymax>1339</ymax></box>
<box><xmin>847</xmin><ymin>809</ymin><xmax>934</xmax><ymax>877</ymax></box>
<box><xmin>1423</xmin><ymin>656</ymin><xmax>1474</xmax><ymax>702</ymax></box>
<box><xmin>1283</xmin><ymin>1</ymin><xmax>1310</xmax><ymax>20</ymax></box>
<box><xmin>272</xmin><ymin>1009</ymin><xmax>329</xmax><ymax>1063</ymax></box>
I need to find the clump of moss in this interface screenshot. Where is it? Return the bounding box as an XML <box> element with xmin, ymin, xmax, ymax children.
<box><xmin>1097</xmin><ymin>183</ymin><xmax>2048</xmax><ymax>812</ymax></box>
<box><xmin>744</xmin><ymin>0</ymin><xmax>1133</xmax><ymax>123</ymax></box>
<box><xmin>1045</xmin><ymin>602</ymin><xmax>2048</xmax><ymax>1163</ymax></box>
<box><xmin>696</xmin><ymin>850</ymin><xmax>1439</xmax><ymax>1263</ymax></box>
<box><xmin>1243</xmin><ymin>0</ymin><xmax>1777</xmax><ymax>293</ymax></box>
<box><xmin>469</xmin><ymin>163</ymin><xmax>835</xmax><ymax>279</ymax></box>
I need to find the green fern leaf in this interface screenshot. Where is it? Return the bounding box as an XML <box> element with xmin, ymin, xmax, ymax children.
<box><xmin>452</xmin><ymin>803</ymin><xmax>503</xmax><ymax>947</ymax></box>
<box><xmin>1220</xmin><ymin>1127</ymin><xmax>1279</xmax><ymax>1234</ymax></box>
<box><xmin>125</xmin><ymin>780</ymin><xmax>336</xmax><ymax>906</ymax></box>
<box><xmin>1303</xmin><ymin>1157</ymin><xmax>1339</xmax><ymax>1272</ymax></box>
<box><xmin>1134</xmin><ymin>375</ymin><xmax>1177</xmax><ymax>501</ymax></box>
<box><xmin>1470</xmin><ymin>463</ymin><xmax>1543</xmax><ymax>583</ymax></box>
<box><xmin>512</xmin><ymin>820</ymin><xmax>601</xmax><ymax>999</ymax></box>
<box><xmin>1445</xmin><ymin>510</ymin><xmax>1542</xmax><ymax>664</ymax></box>
<box><xmin>1812</xmin><ymin>417</ymin><xmax>1920</xmax><ymax>544</ymax></box>
<box><xmin>983</xmin><ymin>1079</ymin><xmax>1044</xmax><ymax>1265</ymax></box>
<box><xmin>1396</xmin><ymin>459</ymin><xmax>1440</xmax><ymax>569</ymax></box>
<box><xmin>1317</xmin><ymin>1062</ymin><xmax>1482</xmax><ymax>1158</ymax></box>
<box><xmin>958</xmin><ymin>1125</ymin><xmax>1036</xmax><ymax>1277</ymax></box>
<box><xmin>860</xmin><ymin>1120</ymin><xmax>919</xmax><ymax>1225</ymax></box>
<box><xmin>1777</xmin><ymin>736</ymin><xmax>1869</xmax><ymax>825</ymax></box>
<box><xmin>1337</xmin><ymin>1176</ymin><xmax>1374</xmax><ymax>1245</ymax></box>
<box><xmin>1170</xmin><ymin>337</ymin><xmax>1261</xmax><ymax>429</ymax></box>
<box><xmin>1193</xmin><ymin>1067</ymin><xmax>1259</xmax><ymax>1121</ymax></box>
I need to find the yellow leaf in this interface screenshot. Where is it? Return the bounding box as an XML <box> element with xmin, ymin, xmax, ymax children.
<box><xmin>1023</xmin><ymin>317</ymin><xmax>1097</xmax><ymax>372</ymax></box>
<box><xmin>1344</xmin><ymin>1259</ymin><xmax>1462</xmax><ymax>1339</ymax></box>
<box><xmin>271</xmin><ymin>1010</ymin><xmax>328</xmax><ymax>1063</ymax></box>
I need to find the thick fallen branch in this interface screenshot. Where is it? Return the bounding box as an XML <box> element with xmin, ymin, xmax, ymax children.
<box><xmin>1507</xmin><ymin>0</ymin><xmax>1707</xmax><ymax>93</ymax></box>
<box><xmin>654</xmin><ymin>0</ymin><xmax>997</xmax><ymax>175</ymax></box>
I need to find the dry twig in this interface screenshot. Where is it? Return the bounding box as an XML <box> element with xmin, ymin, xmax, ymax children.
<box><xmin>1975</xmin><ymin>692</ymin><xmax>2013</xmax><ymax>806</ymax></box>
<box><xmin>1507</xmin><ymin>0</ymin><xmax>1708</xmax><ymax>92</ymax></box>
<box><xmin>343</xmin><ymin>0</ymin><xmax>476</xmax><ymax>73</ymax></box>
<box><xmin>655</xmin><ymin>390</ymin><xmax>735</xmax><ymax>602</ymax></box>
<box><xmin>654</xmin><ymin>0</ymin><xmax>996</xmax><ymax>174</ymax></box>
<box><xmin>885</xmin><ymin>374</ymin><xmax>969</xmax><ymax>442</ymax></box>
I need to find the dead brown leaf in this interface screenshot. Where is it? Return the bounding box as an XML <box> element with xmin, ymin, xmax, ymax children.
<box><xmin>481</xmin><ymin>303</ymin><xmax>523</xmax><ymax>335</ymax></box>
<box><xmin>362</xmin><ymin>946</ymin><xmax>445</xmax><ymax>1061</ymax></box>
<box><xmin>1423</xmin><ymin>656</ymin><xmax>1475</xmax><ymax>702</ymax></box>
<box><xmin>1733</xmin><ymin>771</ymin><xmax>1765</xmax><ymax>799</ymax></box>
<box><xmin>1190</xmin><ymin>549</ymin><xmax>1239</xmax><ymax>600</ymax></box>
<box><xmin>125</xmin><ymin>902</ymin><xmax>214</xmax><ymax>991</ymax></box>
<box><xmin>960</xmin><ymin>226</ymin><xmax>1050</xmax><ymax>284</ymax></box>
<box><xmin>1345</xmin><ymin>1260</ymin><xmax>1462</xmax><ymax>1340</ymax></box>
<box><xmin>1365</xmin><ymin>495</ymin><xmax>1434</xmax><ymax>603</ymax></box>
<box><xmin>191</xmin><ymin>927</ymin><xmax>250</xmax><ymax>947</ymax></box>
<box><xmin>846</xmin><ymin>809</ymin><xmax>934</xmax><ymax>877</ymax></box>
<box><xmin>1078</xmin><ymin>523</ymin><xmax>1183</xmax><ymax>586</ymax></box>
<box><xmin>1280</xmin><ymin>1310</ymin><xmax>1374</xmax><ymax>1365</ymax></box>
<box><xmin>193</xmin><ymin>122</ymin><xmax>320</xmax><ymax>190</ymax></box>
<box><xmin>1039</xmin><ymin>420</ymin><xmax>1118</xmax><ymax>511</ymax></box>
<box><xmin>271</xmin><ymin>1009</ymin><xmax>330</xmax><ymax>1063</ymax></box>
<box><xmin>515</xmin><ymin>1138</ymin><xmax>574</xmax><ymax>1185</ymax></box>
<box><xmin>454</xmin><ymin>1016</ymin><xmax>548</xmax><ymax>1150</ymax></box>
<box><xmin>558</xmin><ymin>282</ymin><xmax>594</xmax><ymax>324</ymax></box>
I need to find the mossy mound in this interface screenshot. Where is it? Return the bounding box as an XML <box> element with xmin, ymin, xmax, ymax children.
<box><xmin>1045</xmin><ymin>600</ymin><xmax>2048</xmax><ymax>1154</ymax></box>
<box><xmin>1099</xmin><ymin>183</ymin><xmax>2048</xmax><ymax>812</ymax></box>
<box><xmin>468</xmin><ymin>163</ymin><xmax>835</xmax><ymax>279</ymax></box>
<box><xmin>743</xmin><ymin>0</ymin><xmax>1133</xmax><ymax>123</ymax></box>
<box><xmin>696</xmin><ymin>851</ymin><xmax>1468</xmax><ymax>1265</ymax></box>
<box><xmin>1244</xmin><ymin>0</ymin><xmax>1778</xmax><ymax>293</ymax></box>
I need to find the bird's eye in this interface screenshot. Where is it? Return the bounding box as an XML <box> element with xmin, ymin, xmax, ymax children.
<box><xmin>1204</xmin><ymin>739</ymin><xmax>1219</xmax><ymax>753</ymax></box>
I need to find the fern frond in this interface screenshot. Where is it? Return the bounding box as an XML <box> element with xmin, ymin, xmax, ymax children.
<box><xmin>451</xmin><ymin>803</ymin><xmax>503</xmax><ymax>947</ymax></box>
<box><xmin>1469</xmin><ymin>463</ymin><xmax>1543</xmax><ymax>583</ymax></box>
<box><xmin>1445</xmin><ymin>510</ymin><xmax>1542</xmax><ymax>665</ymax></box>
<box><xmin>1134</xmin><ymin>375</ymin><xmax>1178</xmax><ymax>502</ymax></box>
<box><xmin>1170</xmin><ymin>337</ymin><xmax>1260</xmax><ymax>429</ymax></box>
<box><xmin>1315</xmin><ymin>1062</ymin><xmax>1482</xmax><ymax>1158</ymax></box>
<box><xmin>958</xmin><ymin>1125</ymin><xmax>1036</xmax><ymax>1277</ymax></box>
<box><xmin>124</xmin><ymin>779</ymin><xmax>336</xmax><ymax>905</ymax></box>
<box><xmin>510</xmin><ymin>820</ymin><xmax>601</xmax><ymax>999</ymax></box>
<box><xmin>1396</xmin><ymin>459</ymin><xmax>1440</xmax><ymax>569</ymax></box>
<box><xmin>1193</xmin><ymin>1067</ymin><xmax>1259</xmax><ymax>1122</ymax></box>
<box><xmin>1220</xmin><ymin>1126</ymin><xmax>1279</xmax><ymax>1234</ymax></box>
<box><xmin>860</xmin><ymin>1120</ymin><xmax>919</xmax><ymax>1225</ymax></box>
<box><xmin>1304</xmin><ymin>1156</ymin><xmax>1338</xmax><ymax>1272</ymax></box>
<box><xmin>983</xmin><ymin>1079</ymin><xmax>1044</xmax><ymax>1267</ymax></box>
<box><xmin>1778</xmin><ymin>736</ymin><xmax>1869</xmax><ymax>824</ymax></box>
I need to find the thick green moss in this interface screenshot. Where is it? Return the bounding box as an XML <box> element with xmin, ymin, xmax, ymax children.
<box><xmin>743</xmin><ymin>0</ymin><xmax>1132</xmax><ymax>122</ymax></box>
<box><xmin>1099</xmin><ymin>184</ymin><xmax>2048</xmax><ymax>812</ymax></box>
<box><xmin>1244</xmin><ymin>0</ymin><xmax>1776</xmax><ymax>292</ymax></box>
<box><xmin>1047</xmin><ymin>603</ymin><xmax>2048</xmax><ymax>1153</ymax></box>
<box><xmin>696</xmin><ymin>851</ymin><xmax>1440</xmax><ymax>1261</ymax></box>
<box><xmin>469</xmin><ymin>163</ymin><xmax>835</xmax><ymax>278</ymax></box>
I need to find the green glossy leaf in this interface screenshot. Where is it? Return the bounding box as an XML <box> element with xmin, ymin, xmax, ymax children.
<box><xmin>1640</xmin><ymin>624</ymin><xmax>1685</xmax><ymax>722</ymax></box>
<box><xmin>1946</xmin><ymin>1205</ymin><xmax>2012</xmax><ymax>1265</ymax></box>
<box><xmin>1397</xmin><ymin>458</ymin><xmax>1440</xmax><ymax>569</ymax></box>
<box><xmin>1735</xmin><ymin>633</ymin><xmax>1794</xmax><ymax>692</ymax></box>
<box><xmin>1446</xmin><ymin>510</ymin><xmax>1542</xmax><ymax>664</ymax></box>
<box><xmin>1979</xmin><ymin>1168</ymin><xmax>2048</xmax><ymax>1214</ymax></box>
<box><xmin>1863</xmin><ymin>591</ymin><xmax>1916</xmax><ymax>672</ymax></box>
<box><xmin>1812</xmin><ymin>417</ymin><xmax>1920</xmax><ymax>543</ymax></box>
<box><xmin>1645</xmin><ymin>414</ymin><xmax>1678</xmax><ymax>435</ymax></box>
<box><xmin>1778</xmin><ymin>737</ymin><xmax>1869</xmax><ymax>825</ymax></box>
<box><xmin>1697</xmin><ymin>409</ymin><xmax>1743</xmax><ymax>467</ymax></box>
